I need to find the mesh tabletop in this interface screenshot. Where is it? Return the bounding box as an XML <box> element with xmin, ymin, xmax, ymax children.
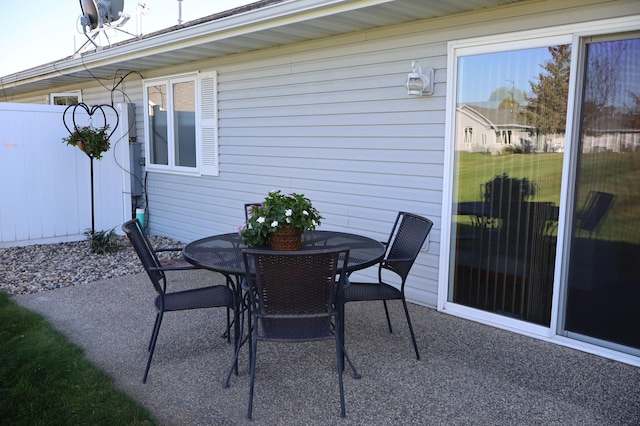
<box><xmin>183</xmin><ymin>231</ymin><xmax>385</xmax><ymax>275</ymax></box>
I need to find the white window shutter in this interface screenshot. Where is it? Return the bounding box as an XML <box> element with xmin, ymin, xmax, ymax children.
<box><xmin>199</xmin><ymin>71</ymin><xmax>219</xmax><ymax>176</ymax></box>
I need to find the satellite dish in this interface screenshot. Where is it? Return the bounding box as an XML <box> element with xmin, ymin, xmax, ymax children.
<box><xmin>77</xmin><ymin>0</ymin><xmax>132</xmax><ymax>54</ymax></box>
<box><xmin>80</xmin><ymin>0</ymin><xmax>126</xmax><ymax>29</ymax></box>
<box><xmin>79</xmin><ymin>0</ymin><xmax>99</xmax><ymax>30</ymax></box>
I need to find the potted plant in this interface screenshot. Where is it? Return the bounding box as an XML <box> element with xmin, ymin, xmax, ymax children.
<box><xmin>62</xmin><ymin>124</ymin><xmax>111</xmax><ymax>160</ymax></box>
<box><xmin>482</xmin><ymin>173</ymin><xmax>543</xmax><ymax>236</ymax></box>
<box><xmin>483</xmin><ymin>172</ymin><xmax>539</xmax><ymax>205</ymax></box>
<box><xmin>240</xmin><ymin>190</ymin><xmax>323</xmax><ymax>249</ymax></box>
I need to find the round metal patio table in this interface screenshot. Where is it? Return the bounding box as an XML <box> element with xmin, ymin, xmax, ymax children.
<box><xmin>182</xmin><ymin>230</ymin><xmax>386</xmax><ymax>275</ymax></box>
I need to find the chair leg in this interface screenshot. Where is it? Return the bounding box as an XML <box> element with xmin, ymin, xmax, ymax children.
<box><xmin>225</xmin><ymin>307</ymin><xmax>231</xmax><ymax>343</ymax></box>
<box><xmin>335</xmin><ymin>322</ymin><xmax>346</xmax><ymax>418</ymax></box>
<box><xmin>342</xmin><ymin>345</ymin><xmax>361</xmax><ymax>380</ymax></box>
<box><xmin>247</xmin><ymin>327</ymin><xmax>258</xmax><ymax>420</ymax></box>
<box><xmin>338</xmin><ymin>303</ymin><xmax>361</xmax><ymax>379</ymax></box>
<box><xmin>383</xmin><ymin>300</ymin><xmax>393</xmax><ymax>333</ymax></box>
<box><xmin>144</xmin><ymin>311</ymin><xmax>164</xmax><ymax>383</ymax></box>
<box><xmin>148</xmin><ymin>313</ymin><xmax>160</xmax><ymax>351</ymax></box>
<box><xmin>247</xmin><ymin>305</ymin><xmax>253</xmax><ymax>370</ymax></box>
<box><xmin>233</xmin><ymin>302</ymin><xmax>241</xmax><ymax>375</ymax></box>
<box><xmin>401</xmin><ymin>298</ymin><xmax>420</xmax><ymax>360</ymax></box>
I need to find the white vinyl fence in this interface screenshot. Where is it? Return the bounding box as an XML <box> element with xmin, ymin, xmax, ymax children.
<box><xmin>0</xmin><ymin>103</ymin><xmax>132</xmax><ymax>247</ymax></box>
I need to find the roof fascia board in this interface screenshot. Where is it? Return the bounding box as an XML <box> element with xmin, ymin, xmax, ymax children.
<box><xmin>78</xmin><ymin>0</ymin><xmax>392</xmax><ymax>67</ymax></box>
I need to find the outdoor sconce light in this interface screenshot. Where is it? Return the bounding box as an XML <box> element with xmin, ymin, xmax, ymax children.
<box><xmin>405</xmin><ymin>60</ymin><xmax>434</xmax><ymax>96</ymax></box>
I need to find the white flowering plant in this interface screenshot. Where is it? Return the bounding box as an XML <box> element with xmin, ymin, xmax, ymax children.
<box><xmin>239</xmin><ymin>190</ymin><xmax>323</xmax><ymax>247</ymax></box>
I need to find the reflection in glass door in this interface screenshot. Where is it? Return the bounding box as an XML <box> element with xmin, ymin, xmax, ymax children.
<box><xmin>449</xmin><ymin>45</ymin><xmax>570</xmax><ymax>326</ymax></box>
<box><xmin>563</xmin><ymin>36</ymin><xmax>640</xmax><ymax>353</ymax></box>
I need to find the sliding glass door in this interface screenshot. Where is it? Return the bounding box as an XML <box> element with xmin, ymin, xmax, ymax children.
<box><xmin>447</xmin><ymin>32</ymin><xmax>640</xmax><ymax>354</ymax></box>
<box><xmin>562</xmin><ymin>36</ymin><xmax>640</xmax><ymax>353</ymax></box>
<box><xmin>449</xmin><ymin>44</ymin><xmax>568</xmax><ymax>326</ymax></box>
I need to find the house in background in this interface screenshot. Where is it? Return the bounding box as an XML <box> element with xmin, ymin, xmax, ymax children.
<box><xmin>455</xmin><ymin>104</ymin><xmax>552</xmax><ymax>154</ymax></box>
<box><xmin>2</xmin><ymin>0</ymin><xmax>639</xmax><ymax>368</ymax></box>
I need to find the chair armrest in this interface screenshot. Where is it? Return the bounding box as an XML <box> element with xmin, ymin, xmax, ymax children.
<box><xmin>152</xmin><ymin>247</ymin><xmax>199</xmax><ymax>270</ymax></box>
<box><xmin>149</xmin><ymin>264</ymin><xmax>199</xmax><ymax>272</ymax></box>
<box><xmin>381</xmin><ymin>256</ymin><xmax>413</xmax><ymax>265</ymax></box>
<box><xmin>153</xmin><ymin>247</ymin><xmax>184</xmax><ymax>253</ymax></box>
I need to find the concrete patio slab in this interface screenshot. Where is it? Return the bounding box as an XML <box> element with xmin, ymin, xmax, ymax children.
<box><xmin>13</xmin><ymin>269</ymin><xmax>640</xmax><ymax>425</ymax></box>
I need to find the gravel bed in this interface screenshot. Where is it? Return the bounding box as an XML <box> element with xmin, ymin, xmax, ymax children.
<box><xmin>0</xmin><ymin>235</ymin><xmax>183</xmax><ymax>295</ymax></box>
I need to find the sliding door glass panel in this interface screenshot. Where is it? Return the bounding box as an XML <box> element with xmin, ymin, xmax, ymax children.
<box><xmin>564</xmin><ymin>36</ymin><xmax>640</xmax><ymax>351</ymax></box>
<box><xmin>449</xmin><ymin>45</ymin><xmax>569</xmax><ymax>326</ymax></box>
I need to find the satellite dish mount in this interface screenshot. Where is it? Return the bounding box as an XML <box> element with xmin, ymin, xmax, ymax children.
<box><xmin>76</xmin><ymin>0</ymin><xmax>133</xmax><ymax>54</ymax></box>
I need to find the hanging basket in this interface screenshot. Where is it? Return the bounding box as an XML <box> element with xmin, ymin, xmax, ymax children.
<box><xmin>270</xmin><ymin>226</ymin><xmax>302</xmax><ymax>250</ymax></box>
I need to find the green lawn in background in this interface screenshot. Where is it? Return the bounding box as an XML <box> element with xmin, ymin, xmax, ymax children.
<box><xmin>455</xmin><ymin>151</ymin><xmax>564</xmax><ymax>202</ymax></box>
<box><xmin>455</xmin><ymin>151</ymin><xmax>640</xmax><ymax>243</ymax></box>
<box><xmin>0</xmin><ymin>292</ymin><xmax>157</xmax><ymax>426</ymax></box>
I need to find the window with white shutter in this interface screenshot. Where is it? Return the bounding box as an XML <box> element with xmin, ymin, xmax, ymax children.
<box><xmin>142</xmin><ymin>71</ymin><xmax>219</xmax><ymax>176</ymax></box>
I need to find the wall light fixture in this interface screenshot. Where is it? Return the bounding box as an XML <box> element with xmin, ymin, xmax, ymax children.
<box><xmin>405</xmin><ymin>60</ymin><xmax>434</xmax><ymax>96</ymax></box>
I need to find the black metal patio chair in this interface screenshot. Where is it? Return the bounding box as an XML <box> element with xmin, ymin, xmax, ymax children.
<box><xmin>122</xmin><ymin>218</ymin><xmax>239</xmax><ymax>383</ymax></box>
<box><xmin>344</xmin><ymin>212</ymin><xmax>433</xmax><ymax>360</ymax></box>
<box><xmin>244</xmin><ymin>202</ymin><xmax>262</xmax><ymax>223</ymax></box>
<box><xmin>240</xmin><ymin>247</ymin><xmax>353</xmax><ymax>419</ymax></box>
<box><xmin>575</xmin><ymin>190</ymin><xmax>615</xmax><ymax>238</ymax></box>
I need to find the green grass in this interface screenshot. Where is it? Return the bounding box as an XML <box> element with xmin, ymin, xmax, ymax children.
<box><xmin>455</xmin><ymin>152</ymin><xmax>565</xmax><ymax>203</ymax></box>
<box><xmin>0</xmin><ymin>292</ymin><xmax>157</xmax><ymax>426</ymax></box>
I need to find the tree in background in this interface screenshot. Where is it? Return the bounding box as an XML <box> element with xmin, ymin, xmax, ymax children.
<box><xmin>523</xmin><ymin>45</ymin><xmax>571</xmax><ymax>136</ymax></box>
<box><xmin>625</xmin><ymin>93</ymin><xmax>640</xmax><ymax>131</ymax></box>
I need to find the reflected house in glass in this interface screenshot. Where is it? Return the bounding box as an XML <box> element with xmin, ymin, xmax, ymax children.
<box><xmin>581</xmin><ymin>115</ymin><xmax>640</xmax><ymax>153</ymax></box>
<box><xmin>456</xmin><ymin>104</ymin><xmax>565</xmax><ymax>154</ymax></box>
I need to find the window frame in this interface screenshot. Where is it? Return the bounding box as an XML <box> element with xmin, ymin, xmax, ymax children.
<box><xmin>142</xmin><ymin>71</ymin><xmax>219</xmax><ymax>176</ymax></box>
<box><xmin>50</xmin><ymin>91</ymin><xmax>82</xmax><ymax>105</ymax></box>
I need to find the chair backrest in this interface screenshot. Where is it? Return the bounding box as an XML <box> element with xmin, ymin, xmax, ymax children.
<box><xmin>242</xmin><ymin>247</ymin><xmax>350</xmax><ymax>340</ymax></box>
<box><xmin>382</xmin><ymin>212</ymin><xmax>433</xmax><ymax>281</ymax></box>
<box><xmin>122</xmin><ymin>218</ymin><xmax>165</xmax><ymax>294</ymax></box>
<box><xmin>576</xmin><ymin>191</ymin><xmax>615</xmax><ymax>237</ymax></box>
<box><xmin>244</xmin><ymin>203</ymin><xmax>262</xmax><ymax>223</ymax></box>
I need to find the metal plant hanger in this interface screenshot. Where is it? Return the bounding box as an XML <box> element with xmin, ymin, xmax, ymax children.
<box><xmin>63</xmin><ymin>103</ymin><xmax>119</xmax><ymax>233</ymax></box>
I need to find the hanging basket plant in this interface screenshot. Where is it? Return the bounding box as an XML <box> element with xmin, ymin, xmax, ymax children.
<box><xmin>62</xmin><ymin>124</ymin><xmax>111</xmax><ymax>160</ymax></box>
<box><xmin>62</xmin><ymin>102</ymin><xmax>119</xmax><ymax>160</ymax></box>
